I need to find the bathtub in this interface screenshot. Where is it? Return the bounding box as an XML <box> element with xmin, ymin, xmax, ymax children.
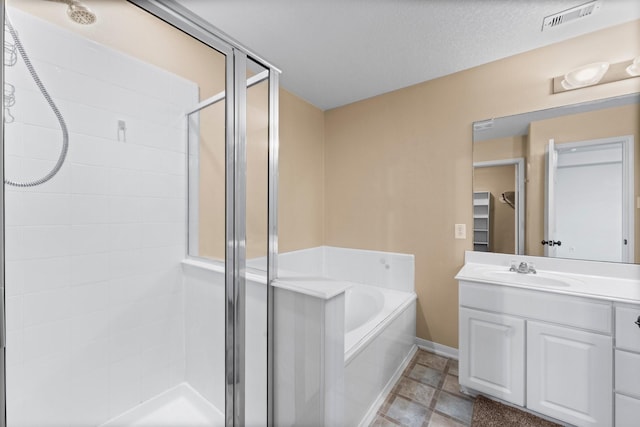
<box><xmin>342</xmin><ymin>283</ymin><xmax>417</xmax><ymax>426</ymax></box>
<box><xmin>344</xmin><ymin>283</ymin><xmax>415</xmax><ymax>361</ymax></box>
<box><xmin>274</xmin><ymin>273</ymin><xmax>416</xmax><ymax>426</ymax></box>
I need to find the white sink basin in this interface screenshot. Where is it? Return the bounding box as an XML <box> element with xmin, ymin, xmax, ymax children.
<box><xmin>481</xmin><ymin>270</ymin><xmax>579</xmax><ymax>288</ymax></box>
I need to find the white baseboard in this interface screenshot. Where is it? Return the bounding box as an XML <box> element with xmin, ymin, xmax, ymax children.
<box><xmin>358</xmin><ymin>344</ymin><xmax>418</xmax><ymax>427</ymax></box>
<box><xmin>415</xmin><ymin>337</ymin><xmax>459</xmax><ymax>360</ymax></box>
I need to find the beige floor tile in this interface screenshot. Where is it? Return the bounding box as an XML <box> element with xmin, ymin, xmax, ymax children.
<box><xmin>441</xmin><ymin>374</ymin><xmax>465</xmax><ymax>398</ymax></box>
<box><xmin>448</xmin><ymin>360</ymin><xmax>459</xmax><ymax>377</ymax></box>
<box><xmin>373</xmin><ymin>350</ymin><xmax>475</xmax><ymax>427</ymax></box>
<box><xmin>386</xmin><ymin>395</ymin><xmax>431</xmax><ymax>427</ymax></box>
<box><xmin>409</xmin><ymin>364</ymin><xmax>443</xmax><ymax>388</ymax></box>
<box><xmin>380</xmin><ymin>393</ymin><xmax>396</xmax><ymax>414</ymax></box>
<box><xmin>371</xmin><ymin>414</ymin><xmax>402</xmax><ymax>426</ymax></box>
<box><xmin>426</xmin><ymin>412</ymin><xmax>467</xmax><ymax>427</ymax></box>
<box><xmin>415</xmin><ymin>351</ymin><xmax>448</xmax><ymax>371</ymax></box>
<box><xmin>434</xmin><ymin>392</ymin><xmax>474</xmax><ymax>425</ymax></box>
<box><xmin>395</xmin><ymin>377</ymin><xmax>437</xmax><ymax>407</ymax></box>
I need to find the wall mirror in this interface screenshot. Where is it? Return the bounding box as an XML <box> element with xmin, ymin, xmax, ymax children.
<box><xmin>473</xmin><ymin>93</ymin><xmax>640</xmax><ymax>264</ymax></box>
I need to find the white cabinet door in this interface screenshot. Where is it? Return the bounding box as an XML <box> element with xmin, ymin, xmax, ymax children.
<box><xmin>459</xmin><ymin>308</ymin><xmax>525</xmax><ymax>405</ymax></box>
<box><xmin>527</xmin><ymin>321</ymin><xmax>612</xmax><ymax>427</ymax></box>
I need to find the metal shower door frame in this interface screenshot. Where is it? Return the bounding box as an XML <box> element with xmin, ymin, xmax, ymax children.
<box><xmin>0</xmin><ymin>2</ymin><xmax>6</xmax><ymax>426</ymax></box>
<box><xmin>128</xmin><ymin>3</ymin><xmax>280</xmax><ymax>426</ymax></box>
<box><xmin>229</xmin><ymin>51</ymin><xmax>247</xmax><ymax>426</ymax></box>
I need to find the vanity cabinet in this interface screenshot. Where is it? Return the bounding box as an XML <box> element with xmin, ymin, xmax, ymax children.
<box><xmin>614</xmin><ymin>303</ymin><xmax>640</xmax><ymax>427</ymax></box>
<box><xmin>459</xmin><ymin>281</ymin><xmax>613</xmax><ymax>427</ymax></box>
<box><xmin>459</xmin><ymin>308</ymin><xmax>525</xmax><ymax>405</ymax></box>
<box><xmin>527</xmin><ymin>321</ymin><xmax>612</xmax><ymax>426</ymax></box>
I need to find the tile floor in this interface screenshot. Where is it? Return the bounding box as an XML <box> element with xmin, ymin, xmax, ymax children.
<box><xmin>372</xmin><ymin>349</ymin><xmax>475</xmax><ymax>427</ymax></box>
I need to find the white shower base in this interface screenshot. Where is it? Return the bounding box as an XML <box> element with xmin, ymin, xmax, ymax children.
<box><xmin>100</xmin><ymin>383</ymin><xmax>224</xmax><ymax>427</ymax></box>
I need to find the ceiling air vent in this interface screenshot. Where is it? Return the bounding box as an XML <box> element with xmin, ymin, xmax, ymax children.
<box><xmin>542</xmin><ymin>0</ymin><xmax>601</xmax><ymax>31</ymax></box>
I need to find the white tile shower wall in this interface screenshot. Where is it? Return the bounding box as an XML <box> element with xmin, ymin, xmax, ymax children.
<box><xmin>182</xmin><ymin>264</ymin><xmax>225</xmax><ymax>411</ymax></box>
<box><xmin>277</xmin><ymin>246</ymin><xmax>415</xmax><ymax>292</ymax></box>
<box><xmin>182</xmin><ymin>263</ymin><xmax>268</xmax><ymax>426</ymax></box>
<box><xmin>4</xmin><ymin>8</ymin><xmax>197</xmax><ymax>427</ymax></box>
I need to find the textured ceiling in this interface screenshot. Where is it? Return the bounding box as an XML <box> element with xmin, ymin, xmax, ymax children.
<box><xmin>176</xmin><ymin>0</ymin><xmax>640</xmax><ymax>110</ymax></box>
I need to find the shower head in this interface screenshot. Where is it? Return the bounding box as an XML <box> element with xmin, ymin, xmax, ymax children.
<box><xmin>67</xmin><ymin>1</ymin><xmax>96</xmax><ymax>25</ymax></box>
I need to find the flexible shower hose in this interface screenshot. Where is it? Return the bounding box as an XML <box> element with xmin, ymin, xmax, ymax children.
<box><xmin>4</xmin><ymin>17</ymin><xmax>69</xmax><ymax>188</ymax></box>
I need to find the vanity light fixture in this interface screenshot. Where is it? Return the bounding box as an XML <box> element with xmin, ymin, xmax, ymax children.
<box><xmin>553</xmin><ymin>57</ymin><xmax>640</xmax><ymax>94</ymax></box>
<box><xmin>626</xmin><ymin>56</ymin><xmax>640</xmax><ymax>77</ymax></box>
<box><xmin>561</xmin><ymin>62</ymin><xmax>609</xmax><ymax>90</ymax></box>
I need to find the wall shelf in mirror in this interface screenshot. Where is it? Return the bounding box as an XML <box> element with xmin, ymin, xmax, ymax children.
<box><xmin>473</xmin><ymin>191</ymin><xmax>491</xmax><ymax>252</ymax></box>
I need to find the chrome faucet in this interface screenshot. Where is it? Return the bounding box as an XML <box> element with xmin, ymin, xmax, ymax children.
<box><xmin>510</xmin><ymin>261</ymin><xmax>536</xmax><ymax>274</ymax></box>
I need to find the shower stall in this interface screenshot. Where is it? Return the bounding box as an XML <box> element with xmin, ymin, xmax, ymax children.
<box><xmin>1</xmin><ymin>0</ymin><xmax>279</xmax><ymax>425</ymax></box>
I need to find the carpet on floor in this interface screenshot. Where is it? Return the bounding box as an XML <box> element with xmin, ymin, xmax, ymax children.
<box><xmin>471</xmin><ymin>395</ymin><xmax>562</xmax><ymax>427</ymax></box>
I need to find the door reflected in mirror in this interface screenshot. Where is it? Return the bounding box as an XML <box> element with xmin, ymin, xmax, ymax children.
<box><xmin>473</xmin><ymin>93</ymin><xmax>640</xmax><ymax>264</ymax></box>
<box><xmin>546</xmin><ymin>137</ymin><xmax>633</xmax><ymax>263</ymax></box>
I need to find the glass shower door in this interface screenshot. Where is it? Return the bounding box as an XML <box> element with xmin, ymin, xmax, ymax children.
<box><xmin>1</xmin><ymin>1</ymin><xmax>279</xmax><ymax>425</ymax></box>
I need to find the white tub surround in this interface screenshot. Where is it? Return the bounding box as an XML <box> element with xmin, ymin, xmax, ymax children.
<box><xmin>456</xmin><ymin>251</ymin><xmax>640</xmax><ymax>427</ymax></box>
<box><xmin>181</xmin><ymin>247</ymin><xmax>416</xmax><ymax>427</ymax></box>
<box><xmin>277</xmin><ymin>246</ymin><xmax>415</xmax><ymax>293</ymax></box>
<box><xmin>344</xmin><ymin>300</ymin><xmax>416</xmax><ymax>427</ymax></box>
<box><xmin>274</xmin><ymin>246</ymin><xmax>416</xmax><ymax>427</ymax></box>
<box><xmin>344</xmin><ymin>284</ymin><xmax>415</xmax><ymax>360</ymax></box>
<box><xmin>274</xmin><ymin>280</ymin><xmax>347</xmax><ymax>427</ymax></box>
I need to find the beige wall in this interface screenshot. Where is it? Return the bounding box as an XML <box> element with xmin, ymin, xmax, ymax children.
<box><xmin>526</xmin><ymin>104</ymin><xmax>640</xmax><ymax>259</ymax></box>
<box><xmin>278</xmin><ymin>89</ymin><xmax>326</xmax><ymax>252</ymax></box>
<box><xmin>197</xmin><ymin>102</ymin><xmax>227</xmax><ymax>260</ymax></box>
<box><xmin>198</xmin><ymin>79</ymin><xmax>276</xmax><ymax>262</ymax></box>
<box><xmin>197</xmin><ymin>85</ymin><xmax>327</xmax><ymax>259</ymax></box>
<box><xmin>325</xmin><ymin>19</ymin><xmax>640</xmax><ymax>348</ymax></box>
<box><xmin>246</xmin><ymin>81</ymin><xmax>270</xmax><ymax>260</ymax></box>
<box><xmin>474</xmin><ymin>135</ymin><xmax>526</xmax><ymax>163</ymax></box>
<box><xmin>474</xmin><ymin>166</ymin><xmax>516</xmax><ymax>254</ymax></box>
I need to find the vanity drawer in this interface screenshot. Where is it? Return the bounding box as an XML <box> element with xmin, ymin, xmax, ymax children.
<box><xmin>459</xmin><ymin>281</ymin><xmax>612</xmax><ymax>334</ymax></box>
<box><xmin>615</xmin><ymin>305</ymin><xmax>640</xmax><ymax>353</ymax></box>
<box><xmin>615</xmin><ymin>393</ymin><xmax>640</xmax><ymax>427</ymax></box>
<box><xmin>615</xmin><ymin>350</ymin><xmax>640</xmax><ymax>398</ymax></box>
